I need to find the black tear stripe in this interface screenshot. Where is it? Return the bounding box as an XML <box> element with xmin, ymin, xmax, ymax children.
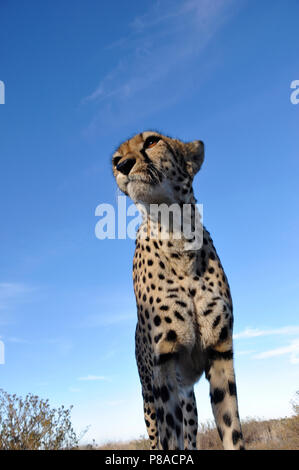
<box><xmin>140</xmin><ymin>147</ymin><xmax>151</xmax><ymax>163</ymax></box>
<box><xmin>139</xmin><ymin>144</ymin><xmax>163</xmax><ymax>184</ymax></box>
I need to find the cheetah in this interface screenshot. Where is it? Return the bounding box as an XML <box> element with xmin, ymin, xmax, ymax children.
<box><xmin>112</xmin><ymin>131</ymin><xmax>244</xmax><ymax>450</ymax></box>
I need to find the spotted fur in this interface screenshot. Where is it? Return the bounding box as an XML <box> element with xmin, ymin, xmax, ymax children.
<box><xmin>112</xmin><ymin>131</ymin><xmax>244</xmax><ymax>450</ymax></box>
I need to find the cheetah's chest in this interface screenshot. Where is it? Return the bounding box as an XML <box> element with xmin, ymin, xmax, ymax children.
<box><xmin>133</xmin><ymin>237</ymin><xmax>233</xmax><ymax>355</ymax></box>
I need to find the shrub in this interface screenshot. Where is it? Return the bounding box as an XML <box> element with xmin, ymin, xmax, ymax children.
<box><xmin>0</xmin><ymin>389</ymin><xmax>78</xmax><ymax>450</ymax></box>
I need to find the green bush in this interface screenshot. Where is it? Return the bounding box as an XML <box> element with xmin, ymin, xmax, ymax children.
<box><xmin>0</xmin><ymin>389</ymin><xmax>78</xmax><ymax>450</ymax></box>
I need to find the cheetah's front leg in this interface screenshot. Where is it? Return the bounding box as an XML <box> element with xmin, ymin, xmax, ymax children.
<box><xmin>205</xmin><ymin>345</ymin><xmax>245</xmax><ymax>450</ymax></box>
<box><xmin>178</xmin><ymin>386</ymin><xmax>198</xmax><ymax>449</ymax></box>
<box><xmin>153</xmin><ymin>359</ymin><xmax>184</xmax><ymax>450</ymax></box>
<box><xmin>142</xmin><ymin>391</ymin><xmax>159</xmax><ymax>449</ymax></box>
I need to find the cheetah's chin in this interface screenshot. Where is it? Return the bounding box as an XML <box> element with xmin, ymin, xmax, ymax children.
<box><xmin>127</xmin><ymin>179</ymin><xmax>175</xmax><ymax>206</ymax></box>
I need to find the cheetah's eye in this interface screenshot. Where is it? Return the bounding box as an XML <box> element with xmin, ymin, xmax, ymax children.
<box><xmin>113</xmin><ymin>156</ymin><xmax>122</xmax><ymax>166</ymax></box>
<box><xmin>143</xmin><ymin>135</ymin><xmax>161</xmax><ymax>150</ymax></box>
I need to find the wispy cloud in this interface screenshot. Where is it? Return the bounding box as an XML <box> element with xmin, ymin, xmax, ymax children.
<box><xmin>77</xmin><ymin>375</ymin><xmax>110</xmax><ymax>382</ymax></box>
<box><xmin>0</xmin><ymin>335</ymin><xmax>73</xmax><ymax>357</ymax></box>
<box><xmin>234</xmin><ymin>325</ymin><xmax>299</xmax><ymax>365</ymax></box>
<box><xmin>82</xmin><ymin>0</ymin><xmax>239</xmax><ymax>134</ymax></box>
<box><xmin>253</xmin><ymin>339</ymin><xmax>299</xmax><ymax>365</ymax></box>
<box><xmin>234</xmin><ymin>325</ymin><xmax>299</xmax><ymax>340</ymax></box>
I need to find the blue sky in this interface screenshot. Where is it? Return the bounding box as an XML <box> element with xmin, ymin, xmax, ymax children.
<box><xmin>0</xmin><ymin>0</ymin><xmax>299</xmax><ymax>444</ymax></box>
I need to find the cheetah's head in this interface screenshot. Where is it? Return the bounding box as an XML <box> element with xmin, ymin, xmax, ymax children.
<box><xmin>112</xmin><ymin>131</ymin><xmax>204</xmax><ymax>205</ymax></box>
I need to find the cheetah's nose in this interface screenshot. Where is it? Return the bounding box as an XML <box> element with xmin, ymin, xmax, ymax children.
<box><xmin>117</xmin><ymin>158</ymin><xmax>136</xmax><ymax>176</ymax></box>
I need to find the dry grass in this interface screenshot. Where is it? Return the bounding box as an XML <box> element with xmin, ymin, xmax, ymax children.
<box><xmin>197</xmin><ymin>414</ymin><xmax>299</xmax><ymax>450</ymax></box>
<box><xmin>96</xmin><ymin>413</ymin><xmax>299</xmax><ymax>451</ymax></box>
<box><xmin>95</xmin><ymin>392</ymin><xmax>299</xmax><ymax>451</ymax></box>
<box><xmin>2</xmin><ymin>389</ymin><xmax>298</xmax><ymax>450</ymax></box>
<box><xmin>94</xmin><ymin>437</ymin><xmax>152</xmax><ymax>451</ymax></box>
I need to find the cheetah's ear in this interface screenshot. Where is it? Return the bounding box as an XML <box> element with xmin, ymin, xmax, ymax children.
<box><xmin>184</xmin><ymin>140</ymin><xmax>205</xmax><ymax>177</ymax></box>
